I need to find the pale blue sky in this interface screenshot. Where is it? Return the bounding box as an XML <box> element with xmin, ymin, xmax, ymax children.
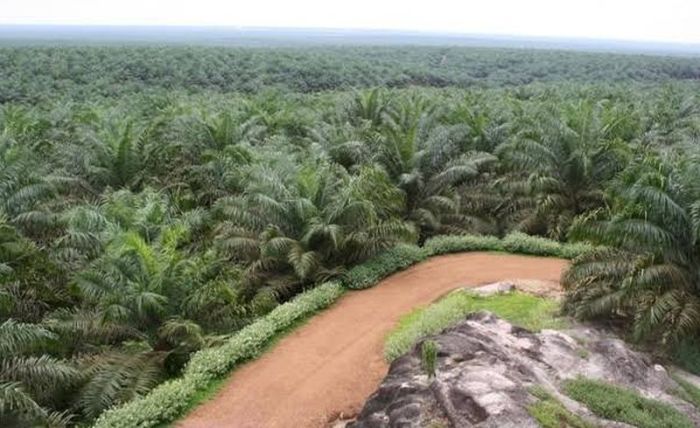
<box><xmin>2</xmin><ymin>0</ymin><xmax>699</xmax><ymax>44</ymax></box>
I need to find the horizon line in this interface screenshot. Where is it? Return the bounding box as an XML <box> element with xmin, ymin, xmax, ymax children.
<box><xmin>2</xmin><ymin>24</ymin><xmax>700</xmax><ymax>47</ymax></box>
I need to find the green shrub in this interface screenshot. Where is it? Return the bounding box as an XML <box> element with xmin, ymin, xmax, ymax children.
<box><xmin>384</xmin><ymin>291</ymin><xmax>566</xmax><ymax>361</ymax></box>
<box><xmin>424</xmin><ymin>233</ymin><xmax>593</xmax><ymax>259</ymax></box>
<box><xmin>558</xmin><ymin>241</ymin><xmax>596</xmax><ymax>259</ymax></box>
<box><xmin>93</xmin><ymin>282</ymin><xmax>345</xmax><ymax>428</ymax></box>
<box><xmin>502</xmin><ymin>232</ymin><xmax>562</xmax><ymax>256</ymax></box>
<box><xmin>421</xmin><ymin>340</ymin><xmax>439</xmax><ymax>378</ymax></box>
<box><xmin>502</xmin><ymin>232</ymin><xmax>593</xmax><ymax>258</ymax></box>
<box><xmin>424</xmin><ymin>234</ymin><xmax>504</xmax><ymax>255</ymax></box>
<box><xmin>563</xmin><ymin>377</ymin><xmax>694</xmax><ymax>428</ymax></box>
<box><xmin>343</xmin><ymin>244</ymin><xmax>428</xmax><ymax>289</ymax></box>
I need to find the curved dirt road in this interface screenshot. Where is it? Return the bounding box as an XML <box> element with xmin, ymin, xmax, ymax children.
<box><xmin>180</xmin><ymin>253</ymin><xmax>568</xmax><ymax>428</ymax></box>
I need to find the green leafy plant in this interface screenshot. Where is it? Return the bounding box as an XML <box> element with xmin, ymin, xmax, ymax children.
<box><xmin>497</xmin><ymin>100</ymin><xmax>629</xmax><ymax>240</ymax></box>
<box><xmin>420</xmin><ymin>340</ymin><xmax>438</xmax><ymax>378</ymax></box>
<box><xmin>214</xmin><ymin>163</ymin><xmax>415</xmax><ymax>299</ymax></box>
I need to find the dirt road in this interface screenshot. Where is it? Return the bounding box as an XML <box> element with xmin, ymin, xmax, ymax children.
<box><xmin>179</xmin><ymin>252</ymin><xmax>568</xmax><ymax>428</ymax></box>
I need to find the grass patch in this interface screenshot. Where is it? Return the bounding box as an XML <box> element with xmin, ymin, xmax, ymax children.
<box><xmin>179</xmin><ymin>376</ymin><xmax>228</xmax><ymax>417</ymax></box>
<box><xmin>527</xmin><ymin>386</ymin><xmax>596</xmax><ymax>428</ymax></box>
<box><xmin>384</xmin><ymin>290</ymin><xmax>567</xmax><ymax>361</ymax></box>
<box><xmin>563</xmin><ymin>377</ymin><xmax>694</xmax><ymax>428</ymax></box>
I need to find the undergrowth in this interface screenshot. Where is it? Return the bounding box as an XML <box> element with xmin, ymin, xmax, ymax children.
<box><xmin>563</xmin><ymin>377</ymin><xmax>694</xmax><ymax>428</ymax></box>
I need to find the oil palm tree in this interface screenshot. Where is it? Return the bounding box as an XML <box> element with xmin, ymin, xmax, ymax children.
<box><xmin>445</xmin><ymin>95</ymin><xmax>511</xmax><ymax>153</ymax></box>
<box><xmin>44</xmin><ymin>188</ymin><xmax>234</xmax><ymax>418</ymax></box>
<box><xmin>199</xmin><ymin>111</ymin><xmax>265</xmax><ymax>151</ymax></box>
<box><xmin>179</xmin><ymin>112</ymin><xmax>256</xmax><ymax>206</ymax></box>
<box><xmin>68</xmin><ymin>119</ymin><xmax>164</xmax><ymax>192</ymax></box>
<box><xmin>213</xmin><ymin>162</ymin><xmax>414</xmax><ymax>299</ymax></box>
<box><xmin>0</xmin><ymin>214</ymin><xmax>57</xmax><ymax>323</ymax></box>
<box><xmin>0</xmin><ymin>320</ymin><xmax>78</xmax><ymax>427</ymax></box>
<box><xmin>346</xmin><ymin>88</ymin><xmax>392</xmax><ymax>129</ymax></box>
<box><xmin>563</xmin><ymin>154</ymin><xmax>700</xmax><ymax>344</ymax></box>
<box><xmin>377</xmin><ymin>98</ymin><xmax>497</xmax><ymax>240</ymax></box>
<box><xmin>498</xmin><ymin>100</ymin><xmax>629</xmax><ymax>240</ymax></box>
<box><xmin>0</xmin><ymin>137</ymin><xmax>64</xmax><ymax>235</ymax></box>
<box><xmin>64</xmin><ymin>224</ymin><xmax>205</xmax><ymax>417</ymax></box>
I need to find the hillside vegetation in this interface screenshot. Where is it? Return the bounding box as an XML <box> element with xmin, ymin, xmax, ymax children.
<box><xmin>1</xmin><ymin>44</ymin><xmax>699</xmax><ymax>426</ymax></box>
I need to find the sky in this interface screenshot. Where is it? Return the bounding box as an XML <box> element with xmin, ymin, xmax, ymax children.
<box><xmin>1</xmin><ymin>0</ymin><xmax>699</xmax><ymax>44</ymax></box>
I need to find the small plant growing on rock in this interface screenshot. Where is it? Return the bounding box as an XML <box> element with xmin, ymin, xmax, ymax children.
<box><xmin>576</xmin><ymin>348</ymin><xmax>590</xmax><ymax>359</ymax></box>
<box><xmin>421</xmin><ymin>340</ymin><xmax>439</xmax><ymax>378</ymax></box>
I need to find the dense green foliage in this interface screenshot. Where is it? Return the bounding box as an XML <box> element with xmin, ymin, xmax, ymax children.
<box><xmin>384</xmin><ymin>291</ymin><xmax>566</xmax><ymax>361</ymax></box>
<box><xmin>563</xmin><ymin>378</ymin><xmax>694</xmax><ymax>428</ymax></box>
<box><xmin>1</xmin><ymin>42</ymin><xmax>700</xmax><ymax>426</ymax></box>
<box><xmin>424</xmin><ymin>234</ymin><xmax>504</xmax><ymax>254</ymax></box>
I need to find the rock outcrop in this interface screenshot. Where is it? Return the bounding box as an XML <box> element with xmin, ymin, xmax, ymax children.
<box><xmin>349</xmin><ymin>311</ymin><xmax>700</xmax><ymax>427</ymax></box>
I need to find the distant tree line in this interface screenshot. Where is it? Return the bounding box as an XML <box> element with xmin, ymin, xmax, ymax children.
<box><xmin>1</xmin><ymin>45</ymin><xmax>700</xmax><ymax>103</ymax></box>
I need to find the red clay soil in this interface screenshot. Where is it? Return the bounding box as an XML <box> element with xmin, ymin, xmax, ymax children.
<box><xmin>179</xmin><ymin>253</ymin><xmax>568</xmax><ymax>428</ymax></box>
